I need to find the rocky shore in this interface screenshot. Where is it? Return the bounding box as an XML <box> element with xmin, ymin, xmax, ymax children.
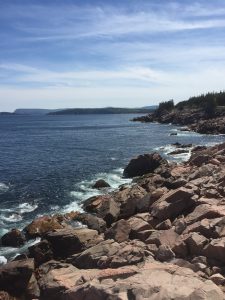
<box><xmin>1</xmin><ymin>142</ymin><xmax>225</xmax><ymax>299</ymax></box>
<box><xmin>132</xmin><ymin>108</ymin><xmax>225</xmax><ymax>134</ymax></box>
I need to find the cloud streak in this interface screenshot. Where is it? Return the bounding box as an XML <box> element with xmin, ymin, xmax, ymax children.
<box><xmin>1</xmin><ymin>0</ymin><xmax>225</xmax><ymax>110</ymax></box>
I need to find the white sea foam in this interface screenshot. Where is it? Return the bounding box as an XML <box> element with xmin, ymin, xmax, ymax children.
<box><xmin>0</xmin><ymin>256</ymin><xmax>7</xmax><ymax>265</ymax></box>
<box><xmin>0</xmin><ymin>237</ymin><xmax>41</xmax><ymax>260</ymax></box>
<box><xmin>1</xmin><ymin>213</ymin><xmax>23</xmax><ymax>223</ymax></box>
<box><xmin>62</xmin><ymin>168</ymin><xmax>131</xmax><ymax>213</ymax></box>
<box><xmin>18</xmin><ymin>202</ymin><xmax>38</xmax><ymax>213</ymax></box>
<box><xmin>0</xmin><ymin>183</ymin><xmax>9</xmax><ymax>193</ymax></box>
<box><xmin>62</xmin><ymin>199</ymin><xmax>84</xmax><ymax>213</ymax></box>
<box><xmin>155</xmin><ymin>143</ymin><xmax>192</xmax><ymax>163</ymax></box>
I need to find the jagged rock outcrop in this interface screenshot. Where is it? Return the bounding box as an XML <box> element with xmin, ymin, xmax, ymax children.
<box><xmin>92</xmin><ymin>179</ymin><xmax>110</xmax><ymax>189</ymax></box>
<box><xmin>38</xmin><ymin>260</ymin><xmax>224</xmax><ymax>300</ymax></box>
<box><xmin>44</xmin><ymin>228</ymin><xmax>102</xmax><ymax>258</ymax></box>
<box><xmin>2</xmin><ymin>142</ymin><xmax>225</xmax><ymax>298</ymax></box>
<box><xmin>1</xmin><ymin>229</ymin><xmax>25</xmax><ymax>247</ymax></box>
<box><xmin>123</xmin><ymin>152</ymin><xmax>167</xmax><ymax>178</ymax></box>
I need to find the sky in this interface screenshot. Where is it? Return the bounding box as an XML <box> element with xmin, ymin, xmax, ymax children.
<box><xmin>1</xmin><ymin>0</ymin><xmax>225</xmax><ymax>111</ymax></box>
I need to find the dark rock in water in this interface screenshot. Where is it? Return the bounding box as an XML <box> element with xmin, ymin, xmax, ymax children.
<box><xmin>92</xmin><ymin>179</ymin><xmax>111</xmax><ymax>189</ymax></box>
<box><xmin>172</xmin><ymin>143</ymin><xmax>193</xmax><ymax>148</ymax></box>
<box><xmin>170</xmin><ymin>132</ymin><xmax>177</xmax><ymax>136</ymax></box>
<box><xmin>172</xmin><ymin>142</ymin><xmax>182</xmax><ymax>147</ymax></box>
<box><xmin>123</xmin><ymin>152</ymin><xmax>167</xmax><ymax>178</ymax></box>
<box><xmin>1</xmin><ymin>229</ymin><xmax>26</xmax><ymax>247</ymax></box>
<box><xmin>0</xmin><ymin>258</ymin><xmax>34</xmax><ymax>297</ymax></box>
<box><xmin>192</xmin><ymin>145</ymin><xmax>207</xmax><ymax>152</ymax></box>
<box><xmin>168</xmin><ymin>149</ymin><xmax>189</xmax><ymax>155</ymax></box>
<box><xmin>29</xmin><ymin>240</ymin><xmax>53</xmax><ymax>266</ymax></box>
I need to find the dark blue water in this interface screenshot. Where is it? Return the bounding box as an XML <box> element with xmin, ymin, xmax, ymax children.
<box><xmin>0</xmin><ymin>114</ymin><xmax>224</xmax><ymax>242</ymax></box>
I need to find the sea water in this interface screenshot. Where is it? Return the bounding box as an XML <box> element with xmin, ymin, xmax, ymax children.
<box><xmin>0</xmin><ymin>114</ymin><xmax>224</xmax><ymax>260</ymax></box>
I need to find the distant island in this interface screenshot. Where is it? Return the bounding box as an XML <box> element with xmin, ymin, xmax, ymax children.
<box><xmin>0</xmin><ymin>106</ymin><xmax>157</xmax><ymax>116</ymax></box>
<box><xmin>48</xmin><ymin>106</ymin><xmax>157</xmax><ymax>115</ymax></box>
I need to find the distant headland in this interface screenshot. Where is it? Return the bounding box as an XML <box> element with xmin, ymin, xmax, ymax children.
<box><xmin>0</xmin><ymin>106</ymin><xmax>157</xmax><ymax>116</ymax></box>
<box><xmin>133</xmin><ymin>91</ymin><xmax>225</xmax><ymax>134</ymax></box>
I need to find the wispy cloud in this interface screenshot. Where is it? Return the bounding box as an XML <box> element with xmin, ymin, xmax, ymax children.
<box><xmin>14</xmin><ymin>7</ymin><xmax>225</xmax><ymax>42</ymax></box>
<box><xmin>1</xmin><ymin>0</ymin><xmax>225</xmax><ymax>110</ymax></box>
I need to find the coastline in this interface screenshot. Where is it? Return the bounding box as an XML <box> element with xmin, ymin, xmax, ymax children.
<box><xmin>1</xmin><ymin>134</ymin><xmax>225</xmax><ymax>298</ymax></box>
<box><xmin>132</xmin><ymin>108</ymin><xmax>225</xmax><ymax>135</ymax></box>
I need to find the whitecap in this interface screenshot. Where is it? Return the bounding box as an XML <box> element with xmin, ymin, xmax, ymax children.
<box><xmin>62</xmin><ymin>199</ymin><xmax>84</xmax><ymax>213</ymax></box>
<box><xmin>1</xmin><ymin>213</ymin><xmax>23</xmax><ymax>223</ymax></box>
<box><xmin>169</xmin><ymin>151</ymin><xmax>192</xmax><ymax>162</ymax></box>
<box><xmin>155</xmin><ymin>144</ymin><xmax>193</xmax><ymax>163</ymax></box>
<box><xmin>0</xmin><ymin>183</ymin><xmax>9</xmax><ymax>193</ymax></box>
<box><xmin>0</xmin><ymin>256</ymin><xmax>7</xmax><ymax>266</ymax></box>
<box><xmin>18</xmin><ymin>202</ymin><xmax>38</xmax><ymax>214</ymax></box>
<box><xmin>62</xmin><ymin>167</ymin><xmax>131</xmax><ymax>213</ymax></box>
<box><xmin>0</xmin><ymin>238</ymin><xmax>41</xmax><ymax>260</ymax></box>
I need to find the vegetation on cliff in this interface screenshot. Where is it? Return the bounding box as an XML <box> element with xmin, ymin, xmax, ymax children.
<box><xmin>133</xmin><ymin>91</ymin><xmax>225</xmax><ymax>134</ymax></box>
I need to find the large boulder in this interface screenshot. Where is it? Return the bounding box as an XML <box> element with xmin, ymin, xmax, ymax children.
<box><xmin>29</xmin><ymin>240</ymin><xmax>53</xmax><ymax>266</ymax></box>
<box><xmin>83</xmin><ymin>195</ymin><xmax>120</xmax><ymax>226</ymax></box>
<box><xmin>113</xmin><ymin>185</ymin><xmax>147</xmax><ymax>218</ymax></box>
<box><xmin>146</xmin><ymin>228</ymin><xmax>179</xmax><ymax>249</ymax></box>
<box><xmin>151</xmin><ymin>187</ymin><xmax>196</xmax><ymax>221</ymax></box>
<box><xmin>128</xmin><ymin>216</ymin><xmax>153</xmax><ymax>241</ymax></box>
<box><xmin>186</xmin><ymin>232</ymin><xmax>208</xmax><ymax>256</ymax></box>
<box><xmin>123</xmin><ymin>152</ymin><xmax>167</xmax><ymax>178</ymax></box>
<box><xmin>189</xmin><ymin>154</ymin><xmax>211</xmax><ymax>167</ymax></box>
<box><xmin>1</xmin><ymin>229</ymin><xmax>26</xmax><ymax>247</ymax></box>
<box><xmin>92</xmin><ymin>179</ymin><xmax>110</xmax><ymax>189</ymax></box>
<box><xmin>185</xmin><ymin>204</ymin><xmax>225</xmax><ymax>225</ymax></box>
<box><xmin>75</xmin><ymin>213</ymin><xmax>106</xmax><ymax>233</ymax></box>
<box><xmin>69</xmin><ymin>239</ymin><xmax>150</xmax><ymax>269</ymax></box>
<box><xmin>24</xmin><ymin>215</ymin><xmax>65</xmax><ymax>239</ymax></box>
<box><xmin>184</xmin><ymin>217</ymin><xmax>225</xmax><ymax>238</ymax></box>
<box><xmin>104</xmin><ymin>219</ymin><xmax>131</xmax><ymax>242</ymax></box>
<box><xmin>38</xmin><ymin>260</ymin><xmax>224</xmax><ymax>300</ymax></box>
<box><xmin>38</xmin><ymin>261</ymin><xmax>78</xmax><ymax>300</ymax></box>
<box><xmin>202</xmin><ymin>237</ymin><xmax>225</xmax><ymax>264</ymax></box>
<box><xmin>0</xmin><ymin>259</ymin><xmax>35</xmax><ymax>297</ymax></box>
<box><xmin>156</xmin><ymin>245</ymin><xmax>175</xmax><ymax>262</ymax></box>
<box><xmin>45</xmin><ymin>228</ymin><xmax>101</xmax><ymax>258</ymax></box>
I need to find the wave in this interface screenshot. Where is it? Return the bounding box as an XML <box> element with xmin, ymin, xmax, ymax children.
<box><xmin>0</xmin><ymin>256</ymin><xmax>7</xmax><ymax>266</ymax></box>
<box><xmin>0</xmin><ymin>213</ymin><xmax>23</xmax><ymax>223</ymax></box>
<box><xmin>169</xmin><ymin>128</ymin><xmax>199</xmax><ymax>137</ymax></box>
<box><xmin>155</xmin><ymin>144</ymin><xmax>192</xmax><ymax>162</ymax></box>
<box><xmin>0</xmin><ymin>238</ymin><xmax>41</xmax><ymax>261</ymax></box>
<box><xmin>0</xmin><ymin>183</ymin><xmax>9</xmax><ymax>193</ymax></box>
<box><xmin>62</xmin><ymin>168</ymin><xmax>131</xmax><ymax>213</ymax></box>
<box><xmin>18</xmin><ymin>202</ymin><xmax>38</xmax><ymax>214</ymax></box>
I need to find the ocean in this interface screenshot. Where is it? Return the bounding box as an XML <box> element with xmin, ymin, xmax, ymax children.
<box><xmin>0</xmin><ymin>113</ymin><xmax>224</xmax><ymax>260</ymax></box>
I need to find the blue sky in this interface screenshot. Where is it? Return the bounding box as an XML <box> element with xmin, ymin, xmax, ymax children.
<box><xmin>1</xmin><ymin>0</ymin><xmax>225</xmax><ymax>111</ymax></box>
